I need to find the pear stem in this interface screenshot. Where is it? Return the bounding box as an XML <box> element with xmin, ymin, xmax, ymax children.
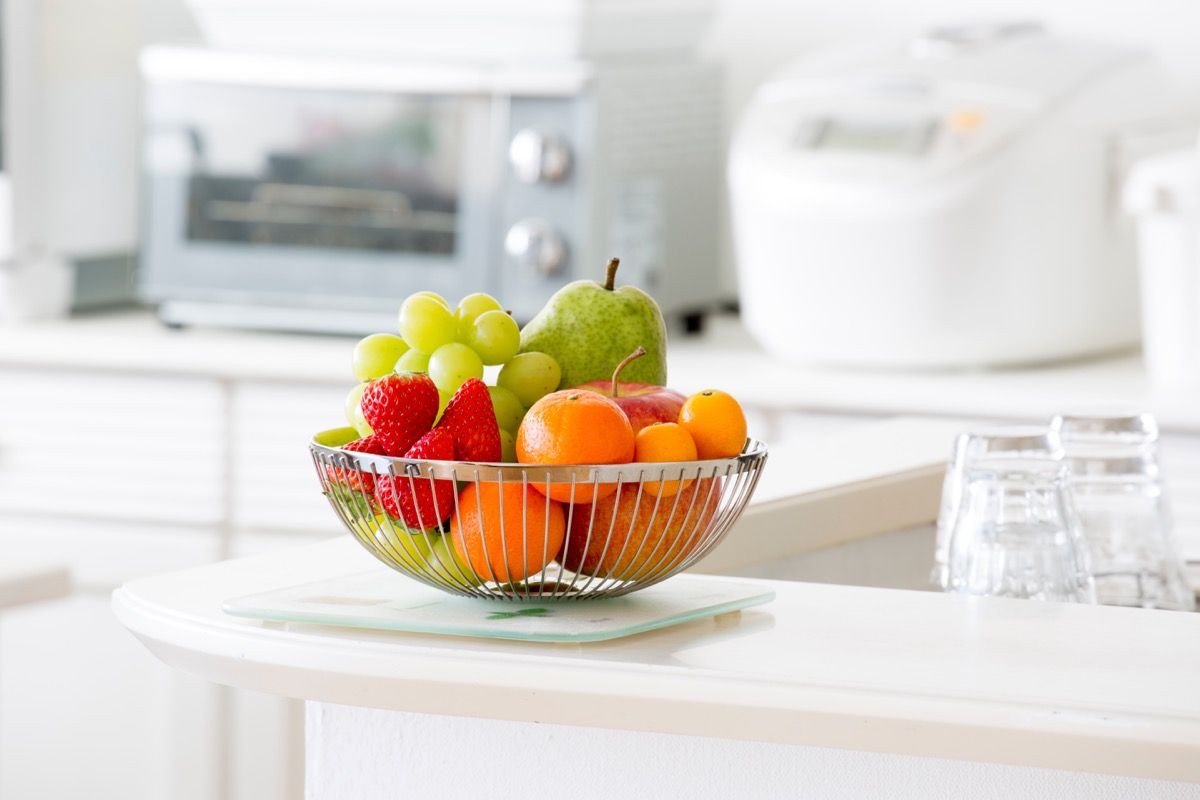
<box><xmin>603</xmin><ymin>257</ymin><xmax>620</xmax><ymax>291</ymax></box>
<box><xmin>611</xmin><ymin>347</ymin><xmax>646</xmax><ymax>398</ymax></box>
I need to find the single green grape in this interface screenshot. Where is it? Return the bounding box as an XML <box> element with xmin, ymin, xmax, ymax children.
<box><xmin>371</xmin><ymin>517</ymin><xmax>434</xmax><ymax>571</ymax></box>
<box><xmin>428</xmin><ymin>343</ymin><xmax>484</xmax><ymax>394</ymax></box>
<box><xmin>427</xmin><ymin>534</ymin><xmax>485</xmax><ymax>586</ymax></box>
<box><xmin>453</xmin><ymin>293</ymin><xmax>503</xmax><ymax>339</ymax></box>
<box><xmin>487</xmin><ymin>385</ymin><xmax>524</xmax><ymax>432</ymax></box>
<box><xmin>411</xmin><ymin>290</ymin><xmax>450</xmax><ymax>309</ymax></box>
<box><xmin>351</xmin><ymin>404</ymin><xmax>373</xmax><ymax>438</ymax></box>
<box><xmin>497</xmin><ymin>352</ymin><xmax>562</xmax><ymax>407</ymax></box>
<box><xmin>344</xmin><ymin>383</ymin><xmax>368</xmax><ymax>427</ymax></box>
<box><xmin>498</xmin><ymin>429</ymin><xmax>517</xmax><ymax>463</ymax></box>
<box><xmin>395</xmin><ymin>349</ymin><xmax>430</xmax><ymax>374</ymax></box>
<box><xmin>398</xmin><ymin>295</ymin><xmax>456</xmax><ymax>354</ymax></box>
<box><xmin>352</xmin><ymin>333</ymin><xmax>409</xmax><ymax>381</ymax></box>
<box><xmin>467</xmin><ymin>310</ymin><xmax>520</xmax><ymax>365</ymax></box>
<box><xmin>434</xmin><ymin>390</ymin><xmax>452</xmax><ymax>424</ymax></box>
<box><xmin>315</xmin><ymin>427</ymin><xmax>360</xmax><ymax>448</ymax></box>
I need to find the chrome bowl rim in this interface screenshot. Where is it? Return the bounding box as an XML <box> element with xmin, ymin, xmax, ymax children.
<box><xmin>311</xmin><ymin>430</ymin><xmax>768</xmax><ymax>483</ymax></box>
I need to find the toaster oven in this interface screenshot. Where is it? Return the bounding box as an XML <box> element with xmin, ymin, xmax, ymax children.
<box><xmin>139</xmin><ymin>46</ymin><xmax>724</xmax><ymax>333</ymax></box>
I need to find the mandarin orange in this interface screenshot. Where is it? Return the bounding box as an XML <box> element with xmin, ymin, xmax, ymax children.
<box><xmin>633</xmin><ymin>422</ymin><xmax>698</xmax><ymax>497</ymax></box>
<box><xmin>516</xmin><ymin>389</ymin><xmax>635</xmax><ymax>503</ymax></box>
<box><xmin>678</xmin><ymin>389</ymin><xmax>747</xmax><ymax>459</ymax></box>
<box><xmin>450</xmin><ymin>481</ymin><xmax>565</xmax><ymax>584</ymax></box>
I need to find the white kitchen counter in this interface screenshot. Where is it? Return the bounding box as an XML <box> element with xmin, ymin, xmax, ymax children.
<box><xmin>2</xmin><ymin>310</ymin><xmax>1194</xmax><ymax>429</ymax></box>
<box><xmin>113</xmin><ymin>536</ymin><xmax>1200</xmax><ymax>784</ymax></box>
<box><xmin>9</xmin><ymin>310</ymin><xmax>1186</xmax><ymax>798</ymax></box>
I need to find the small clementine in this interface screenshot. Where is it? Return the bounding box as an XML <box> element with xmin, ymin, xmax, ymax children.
<box><xmin>633</xmin><ymin>422</ymin><xmax>698</xmax><ymax>497</ymax></box>
<box><xmin>678</xmin><ymin>390</ymin><xmax>747</xmax><ymax>459</ymax></box>
<box><xmin>516</xmin><ymin>389</ymin><xmax>635</xmax><ymax>503</ymax></box>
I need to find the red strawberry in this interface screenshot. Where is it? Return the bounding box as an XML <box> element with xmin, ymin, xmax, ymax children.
<box><xmin>435</xmin><ymin>378</ymin><xmax>501</xmax><ymax>462</ymax></box>
<box><xmin>375</xmin><ymin>428</ymin><xmax>456</xmax><ymax>529</ymax></box>
<box><xmin>361</xmin><ymin>372</ymin><xmax>439</xmax><ymax>455</ymax></box>
<box><xmin>325</xmin><ymin>435</ymin><xmax>386</xmax><ymax>494</ymax></box>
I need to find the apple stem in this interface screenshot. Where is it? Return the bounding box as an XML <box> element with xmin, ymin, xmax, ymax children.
<box><xmin>611</xmin><ymin>347</ymin><xmax>646</xmax><ymax>398</ymax></box>
<box><xmin>603</xmin><ymin>257</ymin><xmax>620</xmax><ymax>291</ymax></box>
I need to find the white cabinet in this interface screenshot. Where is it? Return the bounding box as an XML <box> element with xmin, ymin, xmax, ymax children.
<box><xmin>0</xmin><ymin>369</ymin><xmax>225</xmax><ymax>524</ymax></box>
<box><xmin>228</xmin><ymin>689</ymin><xmax>305</xmax><ymax>800</ymax></box>
<box><xmin>0</xmin><ymin>369</ymin><xmax>231</xmax><ymax>798</ymax></box>
<box><xmin>0</xmin><ymin>367</ymin><xmax>340</xmax><ymax>799</ymax></box>
<box><xmin>0</xmin><ymin>519</ymin><xmax>222</xmax><ymax>800</ymax></box>
<box><xmin>230</xmin><ymin>382</ymin><xmax>350</xmax><ymax>533</ymax></box>
<box><xmin>1</xmin><ymin>595</ymin><xmax>224</xmax><ymax>800</ymax></box>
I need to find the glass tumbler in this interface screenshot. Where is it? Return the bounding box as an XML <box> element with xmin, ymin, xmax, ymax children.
<box><xmin>934</xmin><ymin>427</ymin><xmax>1064</xmax><ymax>589</ymax></box>
<box><xmin>946</xmin><ymin>457</ymin><xmax>1095</xmax><ymax>603</ymax></box>
<box><xmin>1051</xmin><ymin>411</ymin><xmax>1195</xmax><ymax>611</ymax></box>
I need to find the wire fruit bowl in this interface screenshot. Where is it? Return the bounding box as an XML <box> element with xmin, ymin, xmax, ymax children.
<box><xmin>311</xmin><ymin>430</ymin><xmax>768</xmax><ymax>600</ymax></box>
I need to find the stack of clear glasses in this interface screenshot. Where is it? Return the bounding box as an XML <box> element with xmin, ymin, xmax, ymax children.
<box><xmin>935</xmin><ymin>412</ymin><xmax>1195</xmax><ymax>610</ymax></box>
<box><xmin>1051</xmin><ymin>412</ymin><xmax>1194</xmax><ymax>611</ymax></box>
<box><xmin>934</xmin><ymin>427</ymin><xmax>1065</xmax><ymax>590</ymax></box>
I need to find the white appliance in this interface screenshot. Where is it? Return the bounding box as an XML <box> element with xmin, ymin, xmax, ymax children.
<box><xmin>730</xmin><ymin>22</ymin><xmax>1173</xmax><ymax>368</ymax></box>
<box><xmin>1124</xmin><ymin>143</ymin><xmax>1200</xmax><ymax>389</ymax></box>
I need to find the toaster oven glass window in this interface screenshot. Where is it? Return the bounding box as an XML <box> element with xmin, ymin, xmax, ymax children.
<box><xmin>177</xmin><ymin>84</ymin><xmax>464</xmax><ymax>255</ymax></box>
<box><xmin>808</xmin><ymin>118</ymin><xmax>934</xmax><ymax>156</ymax></box>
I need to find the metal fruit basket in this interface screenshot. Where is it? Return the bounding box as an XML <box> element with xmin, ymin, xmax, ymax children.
<box><xmin>311</xmin><ymin>430</ymin><xmax>768</xmax><ymax>600</ymax></box>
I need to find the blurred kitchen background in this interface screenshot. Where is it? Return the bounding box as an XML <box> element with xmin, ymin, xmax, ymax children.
<box><xmin>2</xmin><ymin>0</ymin><xmax>1200</xmax><ymax>798</ymax></box>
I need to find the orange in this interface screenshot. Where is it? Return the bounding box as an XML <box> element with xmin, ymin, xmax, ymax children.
<box><xmin>516</xmin><ymin>389</ymin><xmax>635</xmax><ymax>503</ymax></box>
<box><xmin>634</xmin><ymin>422</ymin><xmax>698</xmax><ymax>497</ymax></box>
<box><xmin>450</xmin><ymin>481</ymin><xmax>565</xmax><ymax>584</ymax></box>
<box><xmin>557</xmin><ymin>478</ymin><xmax>719</xmax><ymax>581</ymax></box>
<box><xmin>678</xmin><ymin>390</ymin><xmax>747</xmax><ymax>459</ymax></box>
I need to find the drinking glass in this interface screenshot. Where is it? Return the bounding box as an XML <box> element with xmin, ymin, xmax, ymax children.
<box><xmin>1051</xmin><ymin>411</ymin><xmax>1195</xmax><ymax>611</ymax></box>
<box><xmin>934</xmin><ymin>427</ymin><xmax>1064</xmax><ymax>588</ymax></box>
<box><xmin>946</xmin><ymin>456</ymin><xmax>1095</xmax><ymax>603</ymax></box>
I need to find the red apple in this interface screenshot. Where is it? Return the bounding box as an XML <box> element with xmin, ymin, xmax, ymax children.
<box><xmin>574</xmin><ymin>347</ymin><xmax>685</xmax><ymax>432</ymax></box>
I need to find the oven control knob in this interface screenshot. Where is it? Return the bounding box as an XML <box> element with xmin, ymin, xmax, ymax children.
<box><xmin>505</xmin><ymin>219</ymin><xmax>566</xmax><ymax>275</ymax></box>
<box><xmin>509</xmin><ymin>129</ymin><xmax>572</xmax><ymax>184</ymax></box>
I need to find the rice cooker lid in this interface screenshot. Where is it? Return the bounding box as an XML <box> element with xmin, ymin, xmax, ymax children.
<box><xmin>761</xmin><ymin>22</ymin><xmax>1143</xmax><ymax>107</ymax></box>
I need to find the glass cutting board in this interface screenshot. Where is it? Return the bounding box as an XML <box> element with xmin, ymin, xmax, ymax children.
<box><xmin>223</xmin><ymin>569</ymin><xmax>775</xmax><ymax>643</ymax></box>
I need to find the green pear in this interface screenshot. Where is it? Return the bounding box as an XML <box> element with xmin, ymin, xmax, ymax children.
<box><xmin>519</xmin><ymin>258</ymin><xmax>667</xmax><ymax>388</ymax></box>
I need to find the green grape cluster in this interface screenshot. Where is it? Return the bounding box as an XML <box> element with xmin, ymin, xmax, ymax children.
<box><xmin>343</xmin><ymin>290</ymin><xmax>564</xmax><ymax>459</ymax></box>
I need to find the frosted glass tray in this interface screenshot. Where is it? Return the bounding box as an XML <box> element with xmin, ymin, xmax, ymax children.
<box><xmin>223</xmin><ymin>569</ymin><xmax>774</xmax><ymax>643</ymax></box>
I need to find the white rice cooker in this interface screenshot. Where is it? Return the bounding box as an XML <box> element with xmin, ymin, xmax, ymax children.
<box><xmin>730</xmin><ymin>22</ymin><xmax>1172</xmax><ymax>368</ymax></box>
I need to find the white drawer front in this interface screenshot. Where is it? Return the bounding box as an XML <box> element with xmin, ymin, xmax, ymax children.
<box><xmin>0</xmin><ymin>515</ymin><xmax>221</xmax><ymax>588</ymax></box>
<box><xmin>0</xmin><ymin>369</ymin><xmax>224</xmax><ymax>524</ymax></box>
<box><xmin>232</xmin><ymin>381</ymin><xmax>350</xmax><ymax>532</ymax></box>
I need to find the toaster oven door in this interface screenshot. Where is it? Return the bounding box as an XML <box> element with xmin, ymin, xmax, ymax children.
<box><xmin>141</xmin><ymin>78</ymin><xmax>496</xmax><ymax>314</ymax></box>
